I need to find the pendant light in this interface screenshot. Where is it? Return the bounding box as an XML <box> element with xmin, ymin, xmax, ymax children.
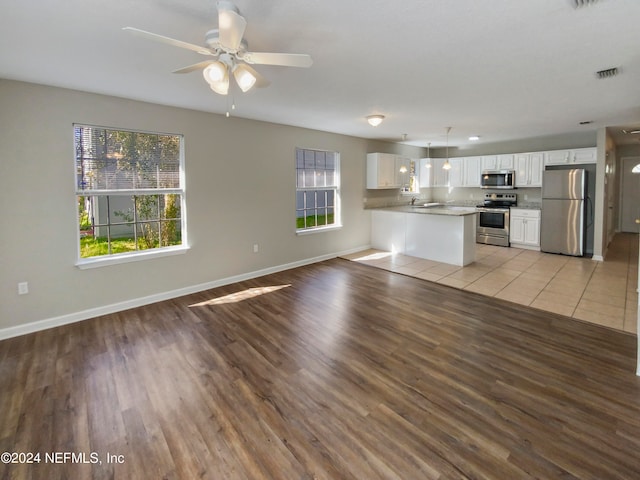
<box><xmin>443</xmin><ymin>127</ymin><xmax>452</xmax><ymax>170</ymax></box>
<box><xmin>425</xmin><ymin>142</ymin><xmax>432</xmax><ymax>168</ymax></box>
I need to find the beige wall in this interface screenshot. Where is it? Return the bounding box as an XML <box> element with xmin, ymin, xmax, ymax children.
<box><xmin>0</xmin><ymin>79</ymin><xmax>425</xmax><ymax>335</ymax></box>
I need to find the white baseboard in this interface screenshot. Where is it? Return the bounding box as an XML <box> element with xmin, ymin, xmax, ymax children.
<box><xmin>0</xmin><ymin>245</ymin><xmax>370</xmax><ymax>341</ymax></box>
<box><xmin>592</xmin><ymin>255</ymin><xmax>604</xmax><ymax>261</ymax></box>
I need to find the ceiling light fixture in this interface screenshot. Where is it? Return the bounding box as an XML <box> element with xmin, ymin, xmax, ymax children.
<box><xmin>367</xmin><ymin>115</ymin><xmax>385</xmax><ymax>127</ymax></box>
<box><xmin>202</xmin><ymin>55</ymin><xmax>260</xmax><ymax>95</ymax></box>
<box><xmin>469</xmin><ymin>135</ymin><xmax>480</xmax><ymax>141</ymax></box>
<box><xmin>203</xmin><ymin>61</ymin><xmax>230</xmax><ymax>95</ymax></box>
<box><xmin>232</xmin><ymin>64</ymin><xmax>257</xmax><ymax>92</ymax></box>
<box><xmin>443</xmin><ymin>127</ymin><xmax>452</xmax><ymax>170</ymax></box>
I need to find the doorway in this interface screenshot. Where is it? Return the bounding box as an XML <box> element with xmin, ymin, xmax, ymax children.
<box><xmin>620</xmin><ymin>157</ymin><xmax>640</xmax><ymax>232</ymax></box>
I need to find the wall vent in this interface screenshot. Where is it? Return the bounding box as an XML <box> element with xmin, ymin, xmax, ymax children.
<box><xmin>595</xmin><ymin>67</ymin><xmax>619</xmax><ymax>79</ymax></box>
<box><xmin>574</xmin><ymin>0</ymin><xmax>600</xmax><ymax>7</ymax></box>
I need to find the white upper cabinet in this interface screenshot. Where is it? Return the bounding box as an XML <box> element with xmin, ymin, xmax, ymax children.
<box><xmin>572</xmin><ymin>147</ymin><xmax>597</xmax><ymax>164</ymax></box>
<box><xmin>482</xmin><ymin>154</ymin><xmax>514</xmax><ymax>171</ymax></box>
<box><xmin>544</xmin><ymin>147</ymin><xmax>596</xmax><ymax>166</ymax></box>
<box><xmin>418</xmin><ymin>158</ymin><xmax>432</xmax><ymax>188</ymax></box>
<box><xmin>430</xmin><ymin>158</ymin><xmax>449</xmax><ymax>187</ymax></box>
<box><xmin>448</xmin><ymin>158</ymin><xmax>464</xmax><ymax>188</ymax></box>
<box><xmin>449</xmin><ymin>156</ymin><xmax>482</xmax><ymax>187</ymax></box>
<box><xmin>463</xmin><ymin>157</ymin><xmax>482</xmax><ymax>187</ymax></box>
<box><xmin>367</xmin><ymin>153</ymin><xmax>412</xmax><ymax>189</ymax></box>
<box><xmin>544</xmin><ymin>149</ymin><xmax>571</xmax><ymax>165</ymax></box>
<box><xmin>515</xmin><ymin>152</ymin><xmax>543</xmax><ymax>187</ymax></box>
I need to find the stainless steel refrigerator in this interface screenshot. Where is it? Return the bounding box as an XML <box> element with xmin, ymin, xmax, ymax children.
<box><xmin>540</xmin><ymin>168</ymin><xmax>586</xmax><ymax>256</ymax></box>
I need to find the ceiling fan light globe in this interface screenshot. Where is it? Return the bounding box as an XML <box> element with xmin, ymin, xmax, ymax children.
<box><xmin>233</xmin><ymin>65</ymin><xmax>257</xmax><ymax>92</ymax></box>
<box><xmin>209</xmin><ymin>76</ymin><xmax>230</xmax><ymax>95</ymax></box>
<box><xmin>203</xmin><ymin>62</ymin><xmax>227</xmax><ymax>84</ymax></box>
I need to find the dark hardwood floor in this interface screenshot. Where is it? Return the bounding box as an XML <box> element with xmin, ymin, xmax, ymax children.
<box><xmin>1</xmin><ymin>258</ymin><xmax>639</xmax><ymax>479</ymax></box>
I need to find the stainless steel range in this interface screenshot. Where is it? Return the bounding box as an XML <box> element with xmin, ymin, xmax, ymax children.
<box><xmin>476</xmin><ymin>193</ymin><xmax>517</xmax><ymax>247</ymax></box>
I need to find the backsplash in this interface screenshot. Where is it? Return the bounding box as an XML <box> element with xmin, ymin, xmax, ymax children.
<box><xmin>364</xmin><ymin>186</ymin><xmax>541</xmax><ymax>209</ymax></box>
<box><xmin>429</xmin><ymin>186</ymin><xmax>541</xmax><ymax>207</ymax></box>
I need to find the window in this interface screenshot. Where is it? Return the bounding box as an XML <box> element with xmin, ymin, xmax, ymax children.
<box><xmin>74</xmin><ymin>125</ymin><xmax>186</xmax><ymax>265</ymax></box>
<box><xmin>296</xmin><ymin>148</ymin><xmax>340</xmax><ymax>232</ymax></box>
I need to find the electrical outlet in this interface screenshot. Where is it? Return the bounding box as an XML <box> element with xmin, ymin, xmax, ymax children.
<box><xmin>253</xmin><ymin>244</ymin><xmax>259</xmax><ymax>253</ymax></box>
<box><xmin>18</xmin><ymin>282</ymin><xmax>29</xmax><ymax>295</ymax></box>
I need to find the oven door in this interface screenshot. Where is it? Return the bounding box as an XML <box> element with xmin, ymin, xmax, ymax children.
<box><xmin>476</xmin><ymin>208</ymin><xmax>510</xmax><ymax>246</ymax></box>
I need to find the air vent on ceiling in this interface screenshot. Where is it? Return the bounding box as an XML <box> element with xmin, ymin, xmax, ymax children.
<box><xmin>574</xmin><ymin>0</ymin><xmax>599</xmax><ymax>7</ymax></box>
<box><xmin>596</xmin><ymin>67</ymin><xmax>619</xmax><ymax>79</ymax></box>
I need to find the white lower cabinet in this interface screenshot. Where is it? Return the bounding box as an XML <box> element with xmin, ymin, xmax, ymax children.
<box><xmin>371</xmin><ymin>210</ymin><xmax>406</xmax><ymax>253</ymax></box>
<box><xmin>509</xmin><ymin>208</ymin><xmax>541</xmax><ymax>249</ymax></box>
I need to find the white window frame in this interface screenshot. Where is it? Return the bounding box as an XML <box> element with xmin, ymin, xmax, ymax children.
<box><xmin>295</xmin><ymin>147</ymin><xmax>341</xmax><ymax>234</ymax></box>
<box><xmin>74</xmin><ymin>124</ymin><xmax>188</xmax><ymax>269</ymax></box>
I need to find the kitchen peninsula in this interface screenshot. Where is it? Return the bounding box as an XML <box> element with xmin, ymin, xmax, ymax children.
<box><xmin>370</xmin><ymin>205</ymin><xmax>477</xmax><ymax>266</ymax></box>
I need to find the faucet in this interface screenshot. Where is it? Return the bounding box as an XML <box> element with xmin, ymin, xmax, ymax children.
<box><xmin>411</xmin><ymin>197</ymin><xmax>418</xmax><ymax>205</ymax></box>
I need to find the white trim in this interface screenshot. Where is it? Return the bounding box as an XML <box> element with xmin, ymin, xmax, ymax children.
<box><xmin>296</xmin><ymin>224</ymin><xmax>343</xmax><ymax>235</ymax></box>
<box><xmin>0</xmin><ymin>245</ymin><xmax>370</xmax><ymax>341</ymax></box>
<box><xmin>76</xmin><ymin>245</ymin><xmax>189</xmax><ymax>269</ymax></box>
<box><xmin>592</xmin><ymin>255</ymin><xmax>604</xmax><ymax>262</ymax></box>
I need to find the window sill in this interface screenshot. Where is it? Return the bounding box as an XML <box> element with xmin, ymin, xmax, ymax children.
<box><xmin>296</xmin><ymin>224</ymin><xmax>343</xmax><ymax>235</ymax></box>
<box><xmin>76</xmin><ymin>245</ymin><xmax>190</xmax><ymax>270</ymax></box>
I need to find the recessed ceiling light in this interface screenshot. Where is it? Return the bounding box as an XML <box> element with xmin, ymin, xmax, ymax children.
<box><xmin>468</xmin><ymin>135</ymin><xmax>480</xmax><ymax>141</ymax></box>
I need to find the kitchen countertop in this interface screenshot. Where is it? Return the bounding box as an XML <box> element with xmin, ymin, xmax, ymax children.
<box><xmin>374</xmin><ymin>204</ymin><xmax>478</xmax><ymax>216</ymax></box>
<box><xmin>513</xmin><ymin>203</ymin><xmax>542</xmax><ymax>210</ymax></box>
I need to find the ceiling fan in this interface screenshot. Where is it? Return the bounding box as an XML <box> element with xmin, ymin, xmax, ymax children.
<box><xmin>123</xmin><ymin>0</ymin><xmax>313</xmax><ymax>95</ymax></box>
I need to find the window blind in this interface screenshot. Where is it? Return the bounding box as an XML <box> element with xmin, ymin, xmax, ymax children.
<box><xmin>75</xmin><ymin>125</ymin><xmax>181</xmax><ymax>192</ymax></box>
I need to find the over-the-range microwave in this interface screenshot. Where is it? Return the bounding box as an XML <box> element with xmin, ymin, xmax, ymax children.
<box><xmin>481</xmin><ymin>170</ymin><xmax>515</xmax><ymax>189</ymax></box>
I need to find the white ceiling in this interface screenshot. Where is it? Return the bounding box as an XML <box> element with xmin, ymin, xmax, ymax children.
<box><xmin>2</xmin><ymin>0</ymin><xmax>640</xmax><ymax>148</ymax></box>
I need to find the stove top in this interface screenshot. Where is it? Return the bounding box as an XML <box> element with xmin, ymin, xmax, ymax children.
<box><xmin>477</xmin><ymin>193</ymin><xmax>517</xmax><ymax>208</ymax></box>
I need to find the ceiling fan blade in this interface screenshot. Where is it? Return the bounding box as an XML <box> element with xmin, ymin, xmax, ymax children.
<box><xmin>172</xmin><ymin>60</ymin><xmax>215</xmax><ymax>74</ymax></box>
<box><xmin>217</xmin><ymin>7</ymin><xmax>247</xmax><ymax>51</ymax></box>
<box><xmin>241</xmin><ymin>64</ymin><xmax>270</xmax><ymax>88</ymax></box>
<box><xmin>242</xmin><ymin>52</ymin><xmax>313</xmax><ymax>68</ymax></box>
<box><xmin>123</xmin><ymin>27</ymin><xmax>213</xmax><ymax>55</ymax></box>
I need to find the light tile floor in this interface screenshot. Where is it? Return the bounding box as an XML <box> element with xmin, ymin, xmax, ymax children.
<box><xmin>343</xmin><ymin>233</ymin><xmax>639</xmax><ymax>333</ymax></box>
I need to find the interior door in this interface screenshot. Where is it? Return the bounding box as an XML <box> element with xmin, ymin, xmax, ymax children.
<box><xmin>620</xmin><ymin>157</ymin><xmax>640</xmax><ymax>232</ymax></box>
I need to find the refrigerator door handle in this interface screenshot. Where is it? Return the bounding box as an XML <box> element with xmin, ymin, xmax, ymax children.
<box><xmin>586</xmin><ymin>196</ymin><xmax>594</xmax><ymax>228</ymax></box>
